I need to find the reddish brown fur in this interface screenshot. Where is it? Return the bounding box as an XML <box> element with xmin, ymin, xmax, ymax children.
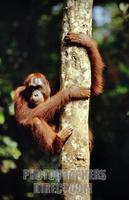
<box><xmin>84</xmin><ymin>40</ymin><xmax>104</xmax><ymax>95</ymax></box>
<box><xmin>24</xmin><ymin>73</ymin><xmax>48</xmax><ymax>85</ymax></box>
<box><xmin>15</xmin><ymin>34</ymin><xmax>104</xmax><ymax>154</ymax></box>
<box><xmin>14</xmin><ymin>74</ymin><xmax>90</xmax><ymax>154</ymax></box>
<box><xmin>64</xmin><ymin>33</ymin><xmax>105</xmax><ymax>152</ymax></box>
<box><xmin>89</xmin><ymin>128</ymin><xmax>93</xmax><ymax>153</ymax></box>
<box><xmin>64</xmin><ymin>33</ymin><xmax>105</xmax><ymax>95</ymax></box>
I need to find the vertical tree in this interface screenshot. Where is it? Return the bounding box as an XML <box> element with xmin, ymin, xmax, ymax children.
<box><xmin>60</xmin><ymin>0</ymin><xmax>93</xmax><ymax>199</ymax></box>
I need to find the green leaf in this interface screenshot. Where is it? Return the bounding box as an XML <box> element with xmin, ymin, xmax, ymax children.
<box><xmin>119</xmin><ymin>3</ymin><xmax>129</xmax><ymax>14</ymax></box>
<box><xmin>0</xmin><ymin>136</ymin><xmax>21</xmax><ymax>159</ymax></box>
<box><xmin>108</xmin><ymin>85</ymin><xmax>129</xmax><ymax>96</ymax></box>
<box><xmin>3</xmin><ymin>136</ymin><xmax>17</xmax><ymax>147</ymax></box>
<box><xmin>9</xmin><ymin>103</ymin><xmax>14</xmax><ymax>116</ymax></box>
<box><xmin>0</xmin><ymin>159</ymin><xmax>16</xmax><ymax>173</ymax></box>
<box><xmin>0</xmin><ymin>111</ymin><xmax>5</xmax><ymax>124</ymax></box>
<box><xmin>12</xmin><ymin>148</ymin><xmax>21</xmax><ymax>159</ymax></box>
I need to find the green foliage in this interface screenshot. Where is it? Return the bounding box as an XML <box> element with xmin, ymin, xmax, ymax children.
<box><xmin>107</xmin><ymin>85</ymin><xmax>129</xmax><ymax>96</ymax></box>
<box><xmin>119</xmin><ymin>2</ymin><xmax>129</xmax><ymax>16</ymax></box>
<box><xmin>0</xmin><ymin>109</ymin><xmax>5</xmax><ymax>124</ymax></box>
<box><xmin>0</xmin><ymin>1</ymin><xmax>63</xmax><ymax>199</ymax></box>
<box><xmin>1</xmin><ymin>159</ymin><xmax>16</xmax><ymax>173</ymax></box>
<box><xmin>0</xmin><ymin>0</ymin><xmax>128</xmax><ymax>199</ymax></box>
<box><xmin>91</xmin><ymin>2</ymin><xmax>129</xmax><ymax>200</ymax></box>
<box><xmin>0</xmin><ymin>136</ymin><xmax>21</xmax><ymax>173</ymax></box>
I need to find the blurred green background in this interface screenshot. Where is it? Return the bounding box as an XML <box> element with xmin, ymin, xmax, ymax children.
<box><xmin>0</xmin><ymin>0</ymin><xmax>129</xmax><ymax>199</ymax></box>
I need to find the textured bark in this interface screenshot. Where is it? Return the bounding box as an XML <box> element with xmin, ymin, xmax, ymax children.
<box><xmin>60</xmin><ymin>0</ymin><xmax>93</xmax><ymax>200</ymax></box>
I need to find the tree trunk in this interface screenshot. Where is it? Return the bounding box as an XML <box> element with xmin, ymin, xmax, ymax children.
<box><xmin>60</xmin><ymin>0</ymin><xmax>93</xmax><ymax>200</ymax></box>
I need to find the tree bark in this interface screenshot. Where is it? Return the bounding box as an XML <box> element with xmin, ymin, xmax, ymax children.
<box><xmin>60</xmin><ymin>0</ymin><xmax>93</xmax><ymax>200</ymax></box>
